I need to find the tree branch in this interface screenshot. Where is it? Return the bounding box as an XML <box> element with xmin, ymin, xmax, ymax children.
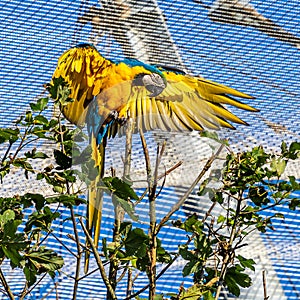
<box><xmin>157</xmin><ymin>144</ymin><xmax>225</xmax><ymax>233</ymax></box>
<box><xmin>79</xmin><ymin>218</ymin><xmax>117</xmax><ymax>300</ymax></box>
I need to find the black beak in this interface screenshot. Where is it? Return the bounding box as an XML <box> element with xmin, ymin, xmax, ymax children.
<box><xmin>145</xmin><ymin>84</ymin><xmax>165</xmax><ymax>97</ymax></box>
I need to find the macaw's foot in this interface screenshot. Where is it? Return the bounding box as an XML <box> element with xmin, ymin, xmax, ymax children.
<box><xmin>108</xmin><ymin>110</ymin><xmax>119</xmax><ymax>120</ymax></box>
<box><xmin>107</xmin><ymin>110</ymin><xmax>127</xmax><ymax>126</ymax></box>
<box><xmin>116</xmin><ymin>117</ymin><xmax>127</xmax><ymax>126</ymax></box>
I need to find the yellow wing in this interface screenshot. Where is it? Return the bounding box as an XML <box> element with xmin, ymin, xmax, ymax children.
<box><xmin>52</xmin><ymin>44</ymin><xmax>113</xmax><ymax>126</ymax></box>
<box><xmin>115</xmin><ymin>71</ymin><xmax>258</xmax><ymax>134</ymax></box>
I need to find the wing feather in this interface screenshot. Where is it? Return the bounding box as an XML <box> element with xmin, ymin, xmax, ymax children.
<box><xmin>118</xmin><ymin>70</ymin><xmax>257</xmax><ymax>134</ymax></box>
<box><xmin>52</xmin><ymin>45</ymin><xmax>112</xmax><ymax>126</ymax></box>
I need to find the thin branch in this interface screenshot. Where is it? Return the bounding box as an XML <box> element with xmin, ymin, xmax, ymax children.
<box><xmin>66</xmin><ymin>234</ymin><xmax>87</xmax><ymax>254</ymax></box>
<box><xmin>157</xmin><ymin>144</ymin><xmax>225</xmax><ymax>233</ymax></box>
<box><xmin>133</xmin><ymin>160</ymin><xmax>183</xmax><ymax>207</ymax></box>
<box><xmin>157</xmin><ymin>161</ymin><xmax>183</xmax><ymax>180</ymax></box>
<box><xmin>20</xmin><ymin>273</ymin><xmax>47</xmax><ymax>300</ymax></box>
<box><xmin>139</xmin><ymin>129</ymin><xmax>158</xmax><ymax>299</ymax></box>
<box><xmin>0</xmin><ymin>267</ymin><xmax>14</xmax><ymax>300</ymax></box>
<box><xmin>1</xmin><ymin>141</ymin><xmax>13</xmax><ymax>164</ymax></box>
<box><xmin>126</xmin><ymin>268</ymin><xmax>133</xmax><ymax>298</ymax></box>
<box><xmin>123</xmin><ymin>118</ymin><xmax>134</xmax><ymax>180</ymax></box>
<box><xmin>70</xmin><ymin>207</ymin><xmax>83</xmax><ymax>300</ymax></box>
<box><xmin>79</xmin><ymin>218</ymin><xmax>117</xmax><ymax>300</ymax></box>
<box><xmin>78</xmin><ymin>267</ymin><xmax>101</xmax><ymax>281</ymax></box>
<box><xmin>263</xmin><ymin>270</ymin><xmax>269</xmax><ymax>300</ymax></box>
<box><xmin>192</xmin><ymin>0</ymin><xmax>211</xmax><ymax>9</ymax></box>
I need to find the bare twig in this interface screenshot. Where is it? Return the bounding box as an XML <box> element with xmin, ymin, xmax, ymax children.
<box><xmin>70</xmin><ymin>207</ymin><xmax>83</xmax><ymax>300</ymax></box>
<box><xmin>263</xmin><ymin>270</ymin><xmax>269</xmax><ymax>300</ymax></box>
<box><xmin>123</xmin><ymin>124</ymin><xmax>134</xmax><ymax>299</ymax></box>
<box><xmin>126</xmin><ymin>268</ymin><xmax>133</xmax><ymax>298</ymax></box>
<box><xmin>108</xmin><ymin>119</ymin><xmax>134</xmax><ymax>298</ymax></box>
<box><xmin>79</xmin><ymin>218</ymin><xmax>117</xmax><ymax>300</ymax></box>
<box><xmin>123</xmin><ymin>118</ymin><xmax>134</xmax><ymax>180</ymax></box>
<box><xmin>139</xmin><ymin>129</ymin><xmax>158</xmax><ymax>299</ymax></box>
<box><xmin>0</xmin><ymin>267</ymin><xmax>14</xmax><ymax>300</ymax></box>
<box><xmin>157</xmin><ymin>161</ymin><xmax>183</xmax><ymax>180</ymax></box>
<box><xmin>21</xmin><ymin>273</ymin><xmax>47</xmax><ymax>299</ymax></box>
<box><xmin>157</xmin><ymin>144</ymin><xmax>225</xmax><ymax>233</ymax></box>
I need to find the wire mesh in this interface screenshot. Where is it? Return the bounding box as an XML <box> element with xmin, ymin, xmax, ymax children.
<box><xmin>0</xmin><ymin>0</ymin><xmax>300</xmax><ymax>299</ymax></box>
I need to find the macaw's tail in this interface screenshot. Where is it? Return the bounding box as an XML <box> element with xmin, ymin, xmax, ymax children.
<box><xmin>84</xmin><ymin>132</ymin><xmax>106</xmax><ymax>273</ymax></box>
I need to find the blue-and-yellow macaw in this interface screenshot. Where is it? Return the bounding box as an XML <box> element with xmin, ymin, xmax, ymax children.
<box><xmin>52</xmin><ymin>43</ymin><xmax>258</xmax><ymax>268</ymax></box>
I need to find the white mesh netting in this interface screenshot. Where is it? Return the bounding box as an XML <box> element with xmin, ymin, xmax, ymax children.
<box><xmin>1</xmin><ymin>0</ymin><xmax>300</xmax><ymax>299</ymax></box>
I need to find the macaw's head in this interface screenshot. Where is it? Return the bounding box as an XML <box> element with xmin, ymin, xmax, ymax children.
<box><xmin>133</xmin><ymin>72</ymin><xmax>167</xmax><ymax>97</ymax></box>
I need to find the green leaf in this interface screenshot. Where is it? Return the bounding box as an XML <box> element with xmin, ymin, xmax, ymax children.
<box><xmin>203</xmin><ymin>290</ymin><xmax>215</xmax><ymax>300</ymax></box>
<box><xmin>25</xmin><ymin>248</ymin><xmax>63</xmax><ymax>286</ymax></box>
<box><xmin>34</xmin><ymin>115</ymin><xmax>49</xmax><ymax>125</ymax></box>
<box><xmin>22</xmin><ymin>193</ymin><xmax>46</xmax><ymax>211</ymax></box>
<box><xmin>102</xmin><ymin>177</ymin><xmax>139</xmax><ymax>201</ymax></box>
<box><xmin>289</xmin><ymin>142</ymin><xmax>300</xmax><ymax>159</ymax></box>
<box><xmin>12</xmin><ymin>159</ymin><xmax>33</xmax><ymax>172</ymax></box>
<box><xmin>224</xmin><ymin>266</ymin><xmax>252</xmax><ymax>297</ymax></box>
<box><xmin>2</xmin><ymin>245</ymin><xmax>23</xmax><ymax>267</ymax></box>
<box><xmin>25</xmin><ymin>110</ymin><xmax>33</xmax><ymax>123</ymax></box>
<box><xmin>0</xmin><ymin>128</ymin><xmax>19</xmax><ymax>144</ymax></box>
<box><xmin>289</xmin><ymin>176</ymin><xmax>300</xmax><ymax>190</ymax></box>
<box><xmin>198</xmin><ymin>178</ymin><xmax>209</xmax><ymax>196</ymax></box>
<box><xmin>179</xmin><ymin>245</ymin><xmax>197</xmax><ymax>261</ymax></box>
<box><xmin>289</xmin><ymin>198</ymin><xmax>300</xmax><ymax>210</ymax></box>
<box><xmin>47</xmin><ymin>77</ymin><xmax>73</xmax><ymax>105</ymax></box>
<box><xmin>270</xmin><ymin>158</ymin><xmax>286</xmax><ymax>176</ymax></box>
<box><xmin>25</xmin><ymin>148</ymin><xmax>49</xmax><ymax>159</ymax></box>
<box><xmin>112</xmin><ymin>195</ymin><xmax>138</xmax><ymax>222</ymax></box>
<box><xmin>182</xmin><ymin>259</ymin><xmax>200</xmax><ymax>277</ymax></box>
<box><xmin>53</xmin><ymin>149</ymin><xmax>72</xmax><ymax>169</ymax></box>
<box><xmin>25</xmin><ymin>206</ymin><xmax>60</xmax><ymax>233</ymax></box>
<box><xmin>0</xmin><ymin>209</ymin><xmax>15</xmax><ymax>226</ymax></box>
<box><xmin>30</xmin><ymin>98</ymin><xmax>49</xmax><ymax>111</ymax></box>
<box><xmin>236</xmin><ymin>255</ymin><xmax>256</xmax><ymax>271</ymax></box>
<box><xmin>176</xmin><ymin>214</ymin><xmax>203</xmax><ymax>234</ymax></box>
<box><xmin>124</xmin><ymin>228</ymin><xmax>148</xmax><ymax>258</ymax></box>
<box><xmin>200</xmin><ymin>130</ymin><xmax>228</xmax><ymax>146</ymax></box>
<box><xmin>3</xmin><ymin>220</ymin><xmax>23</xmax><ymax>238</ymax></box>
<box><xmin>248</xmin><ymin>186</ymin><xmax>269</xmax><ymax>206</ymax></box>
<box><xmin>119</xmin><ymin>222</ymin><xmax>132</xmax><ymax>239</ymax></box>
<box><xmin>217</xmin><ymin>215</ymin><xmax>226</xmax><ymax>224</ymax></box>
<box><xmin>177</xmin><ymin>284</ymin><xmax>204</xmax><ymax>300</ymax></box>
<box><xmin>46</xmin><ymin>194</ymin><xmax>85</xmax><ymax>208</ymax></box>
<box><xmin>24</xmin><ymin>265</ymin><xmax>37</xmax><ymax>287</ymax></box>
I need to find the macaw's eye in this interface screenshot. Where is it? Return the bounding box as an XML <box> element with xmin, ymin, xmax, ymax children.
<box><xmin>142</xmin><ymin>73</ymin><xmax>166</xmax><ymax>97</ymax></box>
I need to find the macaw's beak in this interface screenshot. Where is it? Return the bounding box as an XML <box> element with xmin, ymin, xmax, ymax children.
<box><xmin>142</xmin><ymin>73</ymin><xmax>166</xmax><ymax>97</ymax></box>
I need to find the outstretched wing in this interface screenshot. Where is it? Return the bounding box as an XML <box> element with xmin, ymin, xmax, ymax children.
<box><xmin>114</xmin><ymin>68</ymin><xmax>258</xmax><ymax>134</ymax></box>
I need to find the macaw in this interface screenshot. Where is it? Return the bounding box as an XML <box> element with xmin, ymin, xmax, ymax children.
<box><xmin>52</xmin><ymin>43</ymin><xmax>258</xmax><ymax>269</ymax></box>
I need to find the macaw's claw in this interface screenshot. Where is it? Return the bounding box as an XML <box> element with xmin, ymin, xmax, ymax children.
<box><xmin>107</xmin><ymin>110</ymin><xmax>127</xmax><ymax>126</ymax></box>
<box><xmin>116</xmin><ymin>117</ymin><xmax>127</xmax><ymax>126</ymax></box>
<box><xmin>108</xmin><ymin>110</ymin><xmax>119</xmax><ymax>120</ymax></box>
